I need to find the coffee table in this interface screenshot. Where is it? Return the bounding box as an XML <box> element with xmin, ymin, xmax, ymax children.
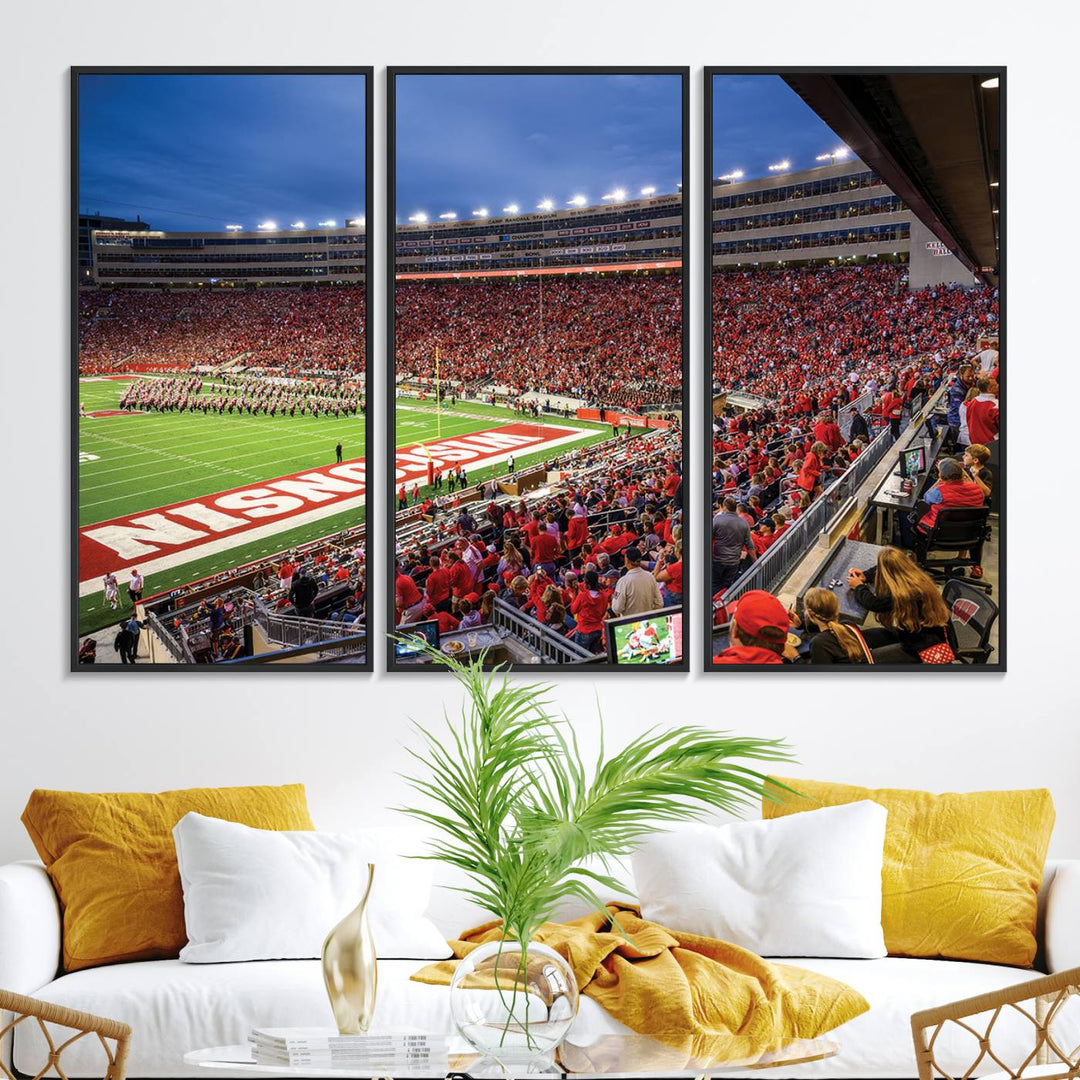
<box><xmin>186</xmin><ymin>1032</ymin><xmax>839</xmax><ymax>1078</ymax></box>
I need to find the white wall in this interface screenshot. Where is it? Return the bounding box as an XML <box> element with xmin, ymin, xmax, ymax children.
<box><xmin>1</xmin><ymin>0</ymin><xmax>1076</xmax><ymax>867</ymax></box>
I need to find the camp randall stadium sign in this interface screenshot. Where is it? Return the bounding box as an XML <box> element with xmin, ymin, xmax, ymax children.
<box><xmin>78</xmin><ymin>422</ymin><xmax>591</xmax><ymax>595</ymax></box>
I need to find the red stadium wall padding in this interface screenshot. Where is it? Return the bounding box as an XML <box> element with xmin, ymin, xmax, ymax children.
<box><xmin>575</xmin><ymin>407</ymin><xmax>672</xmax><ymax>430</ymax></box>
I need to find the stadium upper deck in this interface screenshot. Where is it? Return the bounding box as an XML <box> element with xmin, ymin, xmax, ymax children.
<box><xmin>395</xmin><ymin>192</ymin><xmax>682</xmax><ymax>275</ymax></box>
<box><xmin>88</xmin><ymin>221</ymin><xmax>366</xmax><ymax>286</ymax></box>
<box><xmin>712</xmin><ymin>157</ymin><xmax>973</xmax><ymax>289</ymax></box>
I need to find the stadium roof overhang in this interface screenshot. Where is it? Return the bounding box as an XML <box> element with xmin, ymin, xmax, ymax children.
<box><xmin>784</xmin><ymin>72</ymin><xmax>1002</xmax><ymax>286</ymax></box>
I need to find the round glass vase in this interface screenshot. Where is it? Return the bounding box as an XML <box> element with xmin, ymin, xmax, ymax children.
<box><xmin>449</xmin><ymin>939</ymin><xmax>579</xmax><ymax>1070</ymax></box>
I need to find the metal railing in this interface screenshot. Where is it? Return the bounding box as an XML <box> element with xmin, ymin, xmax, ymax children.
<box><xmin>255</xmin><ymin>605</ymin><xmax>366</xmax><ymax>653</ymax></box>
<box><xmin>143</xmin><ymin>587</ymin><xmax>365</xmax><ymax>664</ymax></box>
<box><xmin>144</xmin><ymin>611</ymin><xmax>187</xmax><ymax>663</ymax></box>
<box><xmin>491</xmin><ymin>598</ymin><xmax>595</xmax><ymax>664</ymax></box>
<box><xmin>719</xmin><ymin>426</ymin><xmax>894</xmax><ymax>607</ymax></box>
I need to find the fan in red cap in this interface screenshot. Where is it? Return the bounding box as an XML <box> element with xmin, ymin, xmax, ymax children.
<box><xmin>713</xmin><ymin>590</ymin><xmax>790</xmax><ymax>665</ymax></box>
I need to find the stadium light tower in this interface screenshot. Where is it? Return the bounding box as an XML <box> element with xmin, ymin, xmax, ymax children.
<box><xmin>317</xmin><ymin>219</ymin><xmax>337</xmax><ymax>227</ymax></box>
<box><xmin>225</xmin><ymin>224</ymin><xmax>243</xmax><ymax>231</ymax></box>
<box><xmin>767</xmin><ymin>160</ymin><xmax>791</xmax><ymax>172</ymax></box>
<box><xmin>257</xmin><ymin>221</ymin><xmax>278</xmax><ymax>231</ymax></box>
<box><xmin>717</xmin><ymin>170</ymin><xmax>744</xmax><ymax>182</ymax></box>
<box><xmin>567</xmin><ymin>194</ymin><xmax>587</xmax><ymax>207</ymax></box>
<box><xmin>439</xmin><ymin>212</ymin><xmax>457</xmax><ymax>220</ymax></box>
<box><xmin>815</xmin><ymin>147</ymin><xmax>850</xmax><ymax>164</ymax></box>
<box><xmin>290</xmin><ymin>221</ymin><xmax>306</xmax><ymax>229</ymax></box>
<box><xmin>536</xmin><ymin>198</ymin><xmax>555</xmax><ymax>211</ymax></box>
<box><xmin>640</xmin><ymin>185</ymin><xmax>656</xmax><ymax>196</ymax></box>
<box><xmin>408</xmin><ymin>212</ymin><xmax>428</xmax><ymax>223</ymax></box>
<box><xmin>472</xmin><ymin>208</ymin><xmax>489</xmax><ymax>217</ymax></box>
<box><xmin>502</xmin><ymin>203</ymin><xmax>519</xmax><ymax>214</ymax></box>
<box><xmin>601</xmin><ymin>188</ymin><xmax>627</xmax><ymax>203</ymax></box>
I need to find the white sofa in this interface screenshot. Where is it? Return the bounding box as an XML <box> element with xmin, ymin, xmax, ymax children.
<box><xmin>1</xmin><ymin>841</ymin><xmax>1078</xmax><ymax>1080</ymax></box>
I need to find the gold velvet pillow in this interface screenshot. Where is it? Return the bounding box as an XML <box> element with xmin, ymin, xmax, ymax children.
<box><xmin>22</xmin><ymin>784</ymin><xmax>314</xmax><ymax>971</ymax></box>
<box><xmin>763</xmin><ymin>778</ymin><xmax>1054</xmax><ymax>967</ymax></box>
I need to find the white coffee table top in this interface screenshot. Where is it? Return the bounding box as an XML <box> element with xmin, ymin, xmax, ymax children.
<box><xmin>186</xmin><ymin>1034</ymin><xmax>839</xmax><ymax>1078</ymax></box>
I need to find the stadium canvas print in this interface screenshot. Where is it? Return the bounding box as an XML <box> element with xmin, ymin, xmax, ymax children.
<box><xmin>388</xmin><ymin>69</ymin><xmax>688</xmax><ymax>671</ymax></box>
<box><xmin>706</xmin><ymin>70</ymin><xmax>1003</xmax><ymax>669</ymax></box>
<box><xmin>73</xmin><ymin>69</ymin><xmax>372</xmax><ymax>668</ymax></box>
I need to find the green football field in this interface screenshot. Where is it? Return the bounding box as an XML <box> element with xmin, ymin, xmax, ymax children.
<box><xmin>77</xmin><ymin>378</ymin><xmax>613</xmax><ymax>636</ymax></box>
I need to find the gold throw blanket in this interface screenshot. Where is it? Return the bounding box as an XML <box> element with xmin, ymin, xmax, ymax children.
<box><xmin>412</xmin><ymin>904</ymin><xmax>869</xmax><ymax>1068</ymax></box>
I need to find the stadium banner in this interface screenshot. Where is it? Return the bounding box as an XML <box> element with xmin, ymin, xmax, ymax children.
<box><xmin>396</xmin><ymin>259</ymin><xmax>680</xmax><ymax>281</ymax></box>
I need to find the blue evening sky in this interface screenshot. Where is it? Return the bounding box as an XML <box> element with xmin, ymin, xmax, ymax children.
<box><xmin>712</xmin><ymin>74</ymin><xmax>846</xmax><ymax>181</ymax></box>
<box><xmin>78</xmin><ymin>74</ymin><xmax>365</xmax><ymax>231</ymax></box>
<box><xmin>395</xmin><ymin>74</ymin><xmax>682</xmax><ymax>221</ymax></box>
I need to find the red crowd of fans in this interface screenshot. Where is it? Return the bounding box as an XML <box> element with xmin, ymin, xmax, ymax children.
<box><xmin>395</xmin><ymin>274</ymin><xmax>682</xmax><ymax>409</ymax></box>
<box><xmin>712</xmin><ymin>264</ymin><xmax>998</xmax><ymax>399</ymax></box>
<box><xmin>394</xmin><ymin>431</ymin><xmax>684</xmax><ymax>656</ymax></box>
<box><xmin>78</xmin><ymin>286</ymin><xmax>366</xmax><ymax>374</ymax></box>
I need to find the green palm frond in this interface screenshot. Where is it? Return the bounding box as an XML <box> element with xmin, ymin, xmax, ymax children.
<box><xmin>397</xmin><ymin>645</ymin><xmax>794</xmax><ymax>943</ymax></box>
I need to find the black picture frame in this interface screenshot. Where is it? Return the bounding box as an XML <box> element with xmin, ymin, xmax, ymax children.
<box><xmin>386</xmin><ymin>67</ymin><xmax>691</xmax><ymax>675</ymax></box>
<box><xmin>702</xmin><ymin>67</ymin><xmax>1005</xmax><ymax>673</ymax></box>
<box><xmin>71</xmin><ymin>66</ymin><xmax>375</xmax><ymax>672</ymax></box>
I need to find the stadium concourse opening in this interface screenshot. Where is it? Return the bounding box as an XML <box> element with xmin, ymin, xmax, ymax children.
<box><xmin>708</xmin><ymin>71</ymin><xmax>1001</xmax><ymax>667</ymax></box>
<box><xmin>391</xmin><ymin>188</ymin><xmax>685</xmax><ymax>668</ymax></box>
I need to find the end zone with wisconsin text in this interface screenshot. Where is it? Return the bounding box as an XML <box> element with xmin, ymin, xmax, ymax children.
<box><xmin>79</xmin><ymin>422</ymin><xmax>590</xmax><ymax>594</ymax></box>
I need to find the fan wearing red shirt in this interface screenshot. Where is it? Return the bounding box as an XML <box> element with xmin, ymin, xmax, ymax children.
<box><xmin>663</xmin><ymin>470</ymin><xmax>681</xmax><ymax>499</ymax></box>
<box><xmin>813</xmin><ymin>416</ymin><xmax>844</xmax><ymax>451</ymax></box>
<box><xmin>713</xmin><ymin>590</ymin><xmax>790</xmax><ymax>665</ymax></box>
<box><xmin>566</xmin><ymin>511</ymin><xmax>590</xmax><ymax>553</ymax></box>
<box><xmin>966</xmin><ymin>378</ymin><xmax>999</xmax><ymax>446</ymax></box>
<box><xmin>917</xmin><ymin>458</ymin><xmax>985</xmax><ymax>535</ymax></box>
<box><xmin>570</xmin><ymin>570</ymin><xmax>612</xmax><ymax>654</ymax></box>
<box><xmin>446</xmin><ymin>552</ymin><xmax>474</xmax><ymax>607</ymax></box>
<box><xmin>531</xmin><ymin>528</ymin><xmax>561</xmax><ymax>573</ymax></box>
<box><xmin>424</xmin><ymin>557</ymin><xmax>452</xmax><ymax>614</ymax></box>
<box><xmin>395</xmin><ymin>565</ymin><xmax>425</xmax><ymax>626</ymax></box>
<box><xmin>880</xmin><ymin>390</ymin><xmax>904</xmax><ymax>437</ymax></box>
<box><xmin>797</xmin><ymin>442</ymin><xmax>827</xmax><ymax>493</ymax></box>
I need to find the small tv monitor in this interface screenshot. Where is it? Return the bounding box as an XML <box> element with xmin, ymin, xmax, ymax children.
<box><xmin>899</xmin><ymin>444</ymin><xmax>926</xmax><ymax>479</ymax></box>
<box><xmin>605</xmin><ymin>608</ymin><xmax>683</xmax><ymax>665</ymax></box>
<box><xmin>394</xmin><ymin>619</ymin><xmax>440</xmax><ymax>657</ymax></box>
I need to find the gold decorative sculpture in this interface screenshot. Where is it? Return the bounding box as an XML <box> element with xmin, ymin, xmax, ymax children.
<box><xmin>321</xmin><ymin>863</ymin><xmax>377</xmax><ymax>1034</ymax></box>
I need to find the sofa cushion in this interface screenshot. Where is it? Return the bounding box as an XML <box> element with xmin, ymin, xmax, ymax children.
<box><xmin>174</xmin><ymin>813</ymin><xmax>450</xmax><ymax>962</ymax></box>
<box><xmin>17</xmin><ymin>956</ymin><xmax>1079</xmax><ymax>1078</ymax></box>
<box><xmin>21</xmin><ymin>785</ymin><xmax>314</xmax><ymax>972</ymax></box>
<box><xmin>763</xmin><ymin>778</ymin><xmax>1055</xmax><ymax>967</ymax></box>
<box><xmin>632</xmin><ymin>804</ymin><xmax>888</xmax><ymax>959</ymax></box>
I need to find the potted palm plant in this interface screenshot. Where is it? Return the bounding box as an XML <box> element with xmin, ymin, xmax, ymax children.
<box><xmin>399</xmin><ymin>649</ymin><xmax>792</xmax><ymax>1068</ymax></box>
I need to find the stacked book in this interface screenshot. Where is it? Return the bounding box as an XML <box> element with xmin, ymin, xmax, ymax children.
<box><xmin>248</xmin><ymin>1028</ymin><xmax>450</xmax><ymax>1072</ymax></box>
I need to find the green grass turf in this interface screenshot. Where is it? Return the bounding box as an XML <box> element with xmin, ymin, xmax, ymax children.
<box><xmin>394</xmin><ymin>399</ymin><xmax>613</xmax><ymax>502</ymax></box>
<box><xmin>77</xmin><ymin>377</ymin><xmax>368</xmax><ymax>636</ymax></box>
<box><xmin>76</xmin><ymin>380</ymin><xmax>612</xmax><ymax>637</ymax></box>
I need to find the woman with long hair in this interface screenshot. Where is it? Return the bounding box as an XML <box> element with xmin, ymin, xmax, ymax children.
<box><xmin>791</xmin><ymin>587</ymin><xmax>873</xmax><ymax>664</ymax></box>
<box><xmin>497</xmin><ymin>540</ymin><xmax>525</xmax><ymax>583</ymax></box>
<box><xmin>847</xmin><ymin>546</ymin><xmax>954</xmax><ymax>663</ymax></box>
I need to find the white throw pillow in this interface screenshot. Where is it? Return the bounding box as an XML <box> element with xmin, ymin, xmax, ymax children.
<box><xmin>174</xmin><ymin>812</ymin><xmax>451</xmax><ymax>962</ymax></box>
<box><xmin>632</xmin><ymin>801</ymin><xmax>887</xmax><ymax>958</ymax></box>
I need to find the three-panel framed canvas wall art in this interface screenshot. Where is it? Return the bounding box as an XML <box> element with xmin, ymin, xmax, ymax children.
<box><xmin>71</xmin><ymin>66</ymin><xmax>1003</xmax><ymax>673</ymax></box>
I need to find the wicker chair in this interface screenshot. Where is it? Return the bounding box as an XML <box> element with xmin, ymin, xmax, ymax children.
<box><xmin>911</xmin><ymin>966</ymin><xmax>1080</xmax><ymax>1080</ymax></box>
<box><xmin>0</xmin><ymin>990</ymin><xmax>131</xmax><ymax>1080</ymax></box>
